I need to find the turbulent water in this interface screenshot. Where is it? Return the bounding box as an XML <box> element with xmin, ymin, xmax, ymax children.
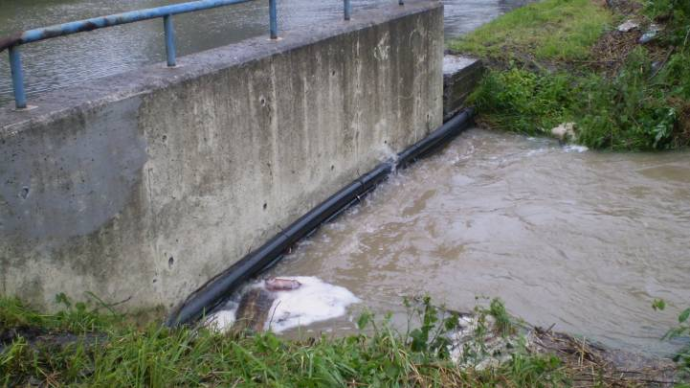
<box><xmin>267</xmin><ymin>129</ymin><xmax>690</xmax><ymax>357</ymax></box>
<box><xmin>0</xmin><ymin>0</ymin><xmax>529</xmax><ymax>106</ymax></box>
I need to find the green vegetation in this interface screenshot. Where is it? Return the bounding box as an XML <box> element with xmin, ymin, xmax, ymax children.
<box><xmin>1</xmin><ymin>293</ymin><xmax>120</xmax><ymax>334</ymax></box>
<box><xmin>653</xmin><ymin>300</ymin><xmax>690</xmax><ymax>381</ymax></box>
<box><xmin>0</xmin><ymin>295</ymin><xmax>572</xmax><ymax>387</ymax></box>
<box><xmin>3</xmin><ymin>294</ymin><xmax>686</xmax><ymax>386</ymax></box>
<box><xmin>645</xmin><ymin>0</ymin><xmax>690</xmax><ymax>46</ymax></box>
<box><xmin>449</xmin><ymin>0</ymin><xmax>612</xmax><ymax>63</ymax></box>
<box><xmin>449</xmin><ymin>0</ymin><xmax>690</xmax><ymax>150</ymax></box>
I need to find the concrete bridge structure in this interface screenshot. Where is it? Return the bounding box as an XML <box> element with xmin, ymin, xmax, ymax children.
<box><xmin>0</xmin><ymin>0</ymin><xmax>444</xmax><ymax>312</ymax></box>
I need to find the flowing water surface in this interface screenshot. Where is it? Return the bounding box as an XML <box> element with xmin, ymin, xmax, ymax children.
<box><xmin>267</xmin><ymin>129</ymin><xmax>690</xmax><ymax>357</ymax></box>
<box><xmin>0</xmin><ymin>0</ymin><xmax>529</xmax><ymax>105</ymax></box>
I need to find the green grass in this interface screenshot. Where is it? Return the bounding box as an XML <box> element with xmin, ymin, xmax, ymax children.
<box><xmin>448</xmin><ymin>0</ymin><xmax>613</xmax><ymax>63</ymax></box>
<box><xmin>0</xmin><ymin>294</ymin><xmax>119</xmax><ymax>334</ymax></box>
<box><xmin>0</xmin><ymin>295</ymin><xmax>573</xmax><ymax>387</ymax></box>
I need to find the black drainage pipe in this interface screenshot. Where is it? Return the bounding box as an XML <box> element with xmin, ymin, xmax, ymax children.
<box><xmin>166</xmin><ymin>108</ymin><xmax>474</xmax><ymax>327</ymax></box>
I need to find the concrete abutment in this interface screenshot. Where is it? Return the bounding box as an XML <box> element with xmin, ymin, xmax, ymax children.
<box><xmin>0</xmin><ymin>1</ymin><xmax>444</xmax><ymax>311</ymax></box>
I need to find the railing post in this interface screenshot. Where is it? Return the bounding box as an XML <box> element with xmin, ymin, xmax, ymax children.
<box><xmin>344</xmin><ymin>0</ymin><xmax>351</xmax><ymax>20</ymax></box>
<box><xmin>163</xmin><ymin>15</ymin><xmax>177</xmax><ymax>67</ymax></box>
<box><xmin>269</xmin><ymin>0</ymin><xmax>278</xmax><ymax>39</ymax></box>
<box><xmin>8</xmin><ymin>46</ymin><xmax>27</xmax><ymax>110</ymax></box>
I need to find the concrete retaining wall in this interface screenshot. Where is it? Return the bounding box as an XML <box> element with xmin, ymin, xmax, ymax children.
<box><xmin>0</xmin><ymin>1</ymin><xmax>443</xmax><ymax>311</ymax></box>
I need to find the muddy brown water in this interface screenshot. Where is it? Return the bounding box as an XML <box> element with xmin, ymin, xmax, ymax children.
<box><xmin>268</xmin><ymin>128</ymin><xmax>690</xmax><ymax>357</ymax></box>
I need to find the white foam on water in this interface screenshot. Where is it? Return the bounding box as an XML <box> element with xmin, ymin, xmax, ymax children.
<box><xmin>563</xmin><ymin>144</ymin><xmax>589</xmax><ymax>153</ymax></box>
<box><xmin>205</xmin><ymin>276</ymin><xmax>360</xmax><ymax>334</ymax></box>
<box><xmin>375</xmin><ymin>143</ymin><xmax>399</xmax><ymax>166</ymax></box>
<box><xmin>265</xmin><ymin>276</ymin><xmax>361</xmax><ymax>333</ymax></box>
<box><xmin>206</xmin><ymin>309</ymin><xmax>236</xmax><ymax>331</ymax></box>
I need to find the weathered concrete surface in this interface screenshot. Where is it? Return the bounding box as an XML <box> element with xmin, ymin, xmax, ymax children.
<box><xmin>443</xmin><ymin>55</ymin><xmax>484</xmax><ymax>119</ymax></box>
<box><xmin>0</xmin><ymin>1</ymin><xmax>443</xmax><ymax>311</ymax></box>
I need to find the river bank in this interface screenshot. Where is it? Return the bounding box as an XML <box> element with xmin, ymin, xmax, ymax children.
<box><xmin>449</xmin><ymin>0</ymin><xmax>690</xmax><ymax>150</ymax></box>
<box><xmin>0</xmin><ymin>295</ymin><xmax>682</xmax><ymax>386</ymax></box>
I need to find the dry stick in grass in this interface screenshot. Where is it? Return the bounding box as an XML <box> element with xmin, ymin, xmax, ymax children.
<box><xmin>651</xmin><ymin>46</ymin><xmax>676</xmax><ymax>79</ymax></box>
<box><xmin>266</xmin><ymin>299</ymin><xmax>282</xmax><ymax>332</ymax></box>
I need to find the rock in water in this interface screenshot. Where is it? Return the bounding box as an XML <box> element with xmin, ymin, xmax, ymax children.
<box><xmin>232</xmin><ymin>288</ymin><xmax>275</xmax><ymax>333</ymax></box>
<box><xmin>551</xmin><ymin>122</ymin><xmax>577</xmax><ymax>142</ymax></box>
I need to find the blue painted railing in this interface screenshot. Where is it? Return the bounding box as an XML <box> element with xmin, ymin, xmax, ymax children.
<box><xmin>1</xmin><ymin>0</ymin><xmax>405</xmax><ymax>110</ymax></box>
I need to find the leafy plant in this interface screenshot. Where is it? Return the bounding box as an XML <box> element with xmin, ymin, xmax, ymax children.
<box><xmin>403</xmin><ymin>295</ymin><xmax>461</xmax><ymax>358</ymax></box>
<box><xmin>488</xmin><ymin>298</ymin><xmax>514</xmax><ymax>337</ymax></box>
<box><xmin>651</xmin><ymin>299</ymin><xmax>690</xmax><ymax>377</ymax></box>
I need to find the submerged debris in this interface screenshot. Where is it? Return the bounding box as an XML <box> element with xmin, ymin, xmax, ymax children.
<box><xmin>206</xmin><ymin>276</ymin><xmax>360</xmax><ymax>334</ymax></box>
<box><xmin>531</xmin><ymin>327</ymin><xmax>679</xmax><ymax>387</ymax></box>
<box><xmin>445</xmin><ymin>313</ymin><xmax>680</xmax><ymax>387</ymax></box>
<box><xmin>265</xmin><ymin>277</ymin><xmax>302</xmax><ymax>292</ymax></box>
<box><xmin>232</xmin><ymin>288</ymin><xmax>275</xmax><ymax>333</ymax></box>
<box><xmin>640</xmin><ymin>24</ymin><xmax>662</xmax><ymax>44</ymax></box>
<box><xmin>617</xmin><ymin>19</ymin><xmax>640</xmax><ymax>32</ymax></box>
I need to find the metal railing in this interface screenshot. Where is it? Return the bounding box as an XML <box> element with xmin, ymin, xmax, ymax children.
<box><xmin>0</xmin><ymin>0</ymin><xmax>405</xmax><ymax>110</ymax></box>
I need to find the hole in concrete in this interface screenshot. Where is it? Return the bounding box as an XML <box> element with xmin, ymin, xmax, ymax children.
<box><xmin>168</xmin><ymin>256</ymin><xmax>174</xmax><ymax>268</ymax></box>
<box><xmin>162</xmin><ymin>135</ymin><xmax>167</xmax><ymax>141</ymax></box>
<box><xmin>331</xmin><ymin>165</ymin><xmax>335</xmax><ymax>170</ymax></box>
<box><xmin>263</xmin><ymin>203</ymin><xmax>268</xmax><ymax>210</ymax></box>
<box><xmin>331</xmin><ymin>70</ymin><xmax>336</xmax><ymax>76</ymax></box>
<box><xmin>19</xmin><ymin>187</ymin><xmax>29</xmax><ymax>199</ymax></box>
<box><xmin>260</xmin><ymin>96</ymin><xmax>266</xmax><ymax>106</ymax></box>
<box><xmin>153</xmin><ymin>278</ymin><xmax>157</xmax><ymax>283</ymax></box>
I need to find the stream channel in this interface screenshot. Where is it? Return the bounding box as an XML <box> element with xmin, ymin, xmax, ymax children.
<box><xmin>265</xmin><ymin>130</ymin><xmax>690</xmax><ymax>358</ymax></box>
<box><xmin>2</xmin><ymin>0</ymin><xmax>687</xmax><ymax>359</ymax></box>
